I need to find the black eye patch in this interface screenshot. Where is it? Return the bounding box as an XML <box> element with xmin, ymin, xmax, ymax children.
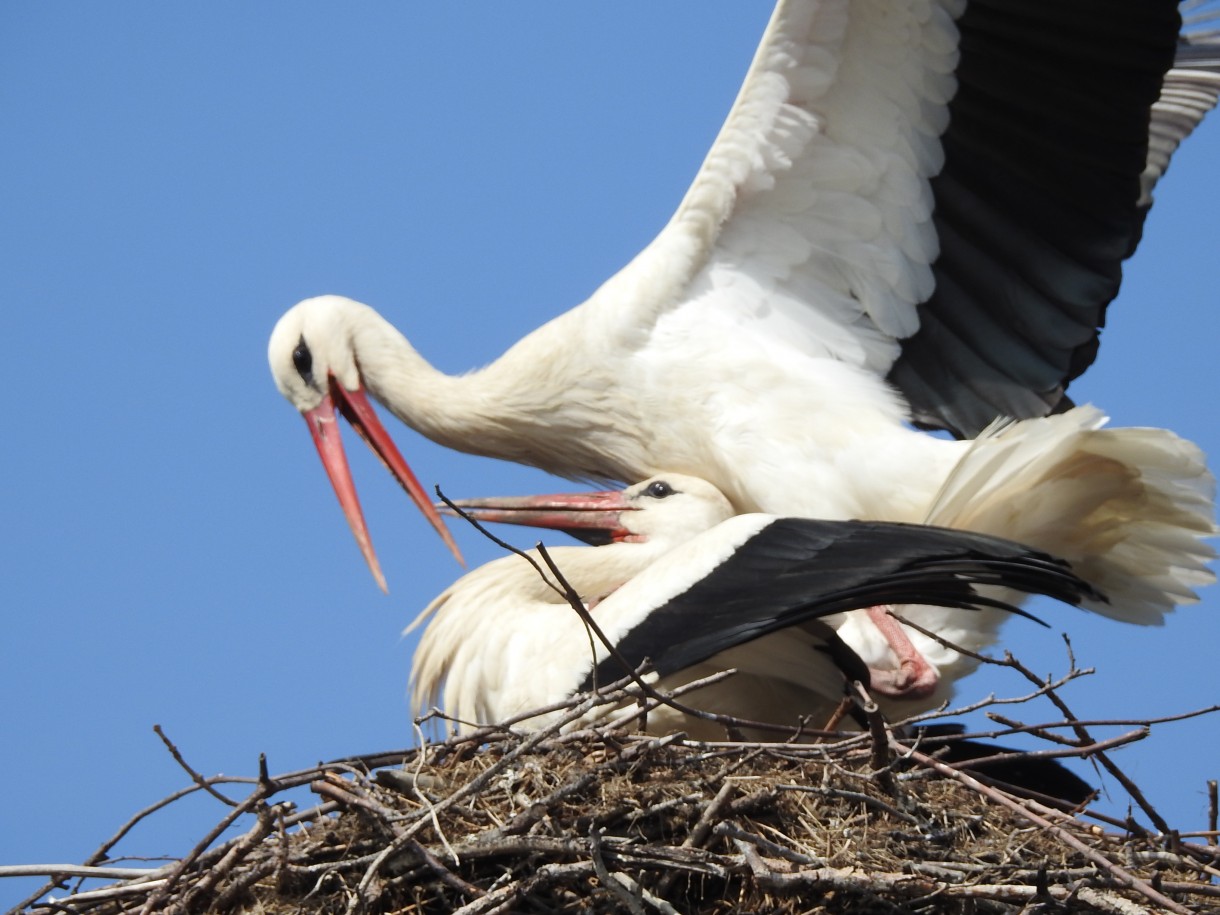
<box><xmin>292</xmin><ymin>336</ymin><xmax>315</xmax><ymax>386</ymax></box>
<box><xmin>645</xmin><ymin>480</ymin><xmax>676</xmax><ymax>499</ymax></box>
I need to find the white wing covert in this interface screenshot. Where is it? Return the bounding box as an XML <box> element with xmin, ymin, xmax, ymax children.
<box><xmin>586</xmin><ymin>1</ymin><xmax>1216</xmax><ymax>438</ymax></box>
<box><xmin>594</xmin><ymin>0</ymin><xmax>960</xmax><ymax>375</ymax></box>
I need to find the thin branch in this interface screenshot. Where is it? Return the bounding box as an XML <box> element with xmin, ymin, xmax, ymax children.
<box><xmin>0</xmin><ymin>865</ymin><xmax>166</xmax><ymax>881</ymax></box>
<box><xmin>1209</xmin><ymin>780</ymin><xmax>1218</xmax><ymax>848</ymax></box>
<box><xmin>152</xmin><ymin>724</ymin><xmax>240</xmax><ymax>807</ymax></box>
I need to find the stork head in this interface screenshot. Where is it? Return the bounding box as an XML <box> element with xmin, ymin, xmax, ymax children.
<box><xmin>442</xmin><ymin>473</ymin><xmax>736</xmax><ymax>549</ymax></box>
<box><xmin>618</xmin><ymin>475</ymin><xmax>737</xmax><ymax>544</ymax></box>
<box><xmin>268</xmin><ymin>295</ymin><xmax>461</xmax><ymax>591</ymax></box>
<box><xmin>267</xmin><ymin>296</ymin><xmax>366</xmax><ymax>411</ymax></box>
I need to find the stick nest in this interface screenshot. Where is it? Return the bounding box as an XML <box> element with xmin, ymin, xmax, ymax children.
<box><xmin>13</xmin><ymin>659</ymin><xmax>1220</xmax><ymax>915</ymax></box>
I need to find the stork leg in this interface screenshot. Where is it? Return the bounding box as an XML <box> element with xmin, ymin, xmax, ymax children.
<box><xmin>863</xmin><ymin>605</ymin><xmax>938</xmax><ymax>699</ymax></box>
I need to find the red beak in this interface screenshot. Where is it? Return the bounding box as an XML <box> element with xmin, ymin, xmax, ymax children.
<box><xmin>303</xmin><ymin>375</ymin><xmax>463</xmax><ymax>591</ymax></box>
<box><xmin>439</xmin><ymin>488</ymin><xmax>638</xmax><ymax>546</ymax></box>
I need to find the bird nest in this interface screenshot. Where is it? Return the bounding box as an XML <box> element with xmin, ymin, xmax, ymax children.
<box><xmin>10</xmin><ymin>655</ymin><xmax>1220</xmax><ymax>915</ymax></box>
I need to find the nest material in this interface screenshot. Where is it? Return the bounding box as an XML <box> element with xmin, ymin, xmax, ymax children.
<box><xmin>12</xmin><ymin>667</ymin><xmax>1220</xmax><ymax>915</ymax></box>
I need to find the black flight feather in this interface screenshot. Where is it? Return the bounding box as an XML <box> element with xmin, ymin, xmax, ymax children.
<box><xmin>580</xmin><ymin>518</ymin><xmax>1101</xmax><ymax>693</ymax></box>
<box><xmin>887</xmin><ymin>1</ymin><xmax>1200</xmax><ymax>437</ymax></box>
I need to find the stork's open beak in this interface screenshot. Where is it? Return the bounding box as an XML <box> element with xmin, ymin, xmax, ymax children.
<box><xmin>439</xmin><ymin>488</ymin><xmax>638</xmax><ymax>546</ymax></box>
<box><xmin>302</xmin><ymin>376</ymin><xmax>463</xmax><ymax>591</ymax></box>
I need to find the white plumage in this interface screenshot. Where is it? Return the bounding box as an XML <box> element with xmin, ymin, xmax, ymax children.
<box><xmin>837</xmin><ymin>407</ymin><xmax>1214</xmax><ymax>711</ymax></box>
<box><xmin>446</xmin><ymin>409</ymin><xmax>1214</xmax><ymax>717</ymax></box>
<box><xmin>410</xmin><ymin>474</ymin><xmax>1100</xmax><ymax>736</ymax></box>
<box><xmin>268</xmin><ymin>2</ymin><xmax>1219</xmax><ymax>705</ymax></box>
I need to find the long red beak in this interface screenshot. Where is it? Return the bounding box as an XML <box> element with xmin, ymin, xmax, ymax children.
<box><xmin>303</xmin><ymin>376</ymin><xmax>463</xmax><ymax>591</ymax></box>
<box><xmin>439</xmin><ymin>488</ymin><xmax>638</xmax><ymax>545</ymax></box>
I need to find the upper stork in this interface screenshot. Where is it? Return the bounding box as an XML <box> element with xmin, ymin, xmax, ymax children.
<box><xmin>267</xmin><ymin>2</ymin><xmax>1218</xmax><ymax>686</ymax></box>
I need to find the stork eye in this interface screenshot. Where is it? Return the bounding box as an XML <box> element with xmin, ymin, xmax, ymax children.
<box><xmin>644</xmin><ymin>480</ymin><xmax>676</xmax><ymax>499</ymax></box>
<box><xmin>292</xmin><ymin>337</ymin><xmax>315</xmax><ymax>385</ymax></box>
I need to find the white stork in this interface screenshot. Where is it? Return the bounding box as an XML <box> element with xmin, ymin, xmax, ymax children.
<box><xmin>410</xmin><ymin>474</ymin><xmax>1099</xmax><ymax>738</ymax></box>
<box><xmin>440</xmin><ymin>411</ymin><xmax>1214</xmax><ymax>715</ymax></box>
<box><xmin>268</xmin><ymin>4</ymin><xmax>1219</xmax><ymax>695</ymax></box>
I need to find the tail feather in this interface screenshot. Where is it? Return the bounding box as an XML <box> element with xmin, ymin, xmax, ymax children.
<box><xmin>925</xmin><ymin>406</ymin><xmax>1216</xmax><ymax>626</ymax></box>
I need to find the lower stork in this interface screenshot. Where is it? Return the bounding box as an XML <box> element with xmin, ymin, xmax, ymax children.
<box><xmin>410</xmin><ymin>475</ymin><xmax>1099</xmax><ymax>738</ymax></box>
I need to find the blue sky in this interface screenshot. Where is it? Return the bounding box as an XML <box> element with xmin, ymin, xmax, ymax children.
<box><xmin>2</xmin><ymin>4</ymin><xmax>1218</xmax><ymax>902</ymax></box>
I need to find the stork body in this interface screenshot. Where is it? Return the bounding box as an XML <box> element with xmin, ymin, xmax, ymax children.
<box><xmin>412</xmin><ymin>475</ymin><xmax>1099</xmax><ymax>737</ymax></box>
<box><xmin>449</xmin><ymin>409</ymin><xmax>1215</xmax><ymax>717</ymax></box>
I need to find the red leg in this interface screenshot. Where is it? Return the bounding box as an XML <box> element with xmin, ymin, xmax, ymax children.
<box><xmin>864</xmin><ymin>605</ymin><xmax>939</xmax><ymax>699</ymax></box>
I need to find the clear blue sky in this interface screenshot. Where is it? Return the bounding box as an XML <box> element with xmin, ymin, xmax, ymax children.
<box><xmin>2</xmin><ymin>4</ymin><xmax>1218</xmax><ymax>902</ymax></box>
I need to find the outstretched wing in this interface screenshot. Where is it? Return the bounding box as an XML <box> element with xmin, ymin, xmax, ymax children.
<box><xmin>595</xmin><ymin>1</ymin><xmax>1217</xmax><ymax>437</ymax></box>
<box><xmin>890</xmin><ymin>16</ymin><xmax>1220</xmax><ymax>434</ymax></box>
<box><xmin>580</xmin><ymin>516</ymin><xmax>1100</xmax><ymax>691</ymax></box>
